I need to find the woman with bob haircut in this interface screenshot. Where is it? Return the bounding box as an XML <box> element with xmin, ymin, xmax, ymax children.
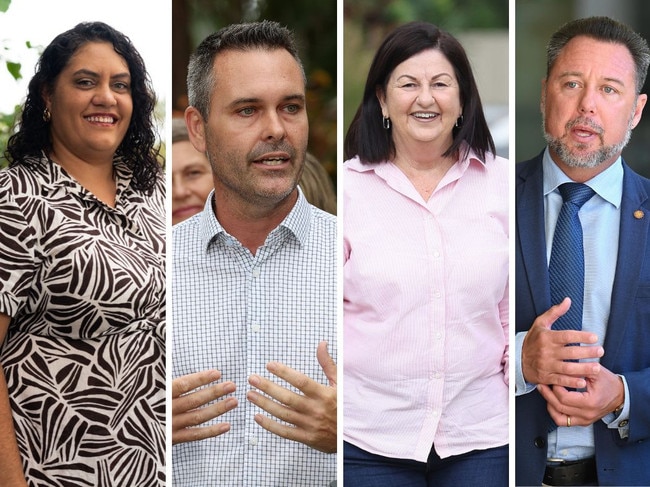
<box><xmin>343</xmin><ymin>21</ymin><xmax>509</xmax><ymax>486</ymax></box>
<box><xmin>0</xmin><ymin>21</ymin><xmax>165</xmax><ymax>486</ymax></box>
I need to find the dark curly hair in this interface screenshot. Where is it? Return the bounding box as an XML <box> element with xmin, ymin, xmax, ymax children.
<box><xmin>5</xmin><ymin>21</ymin><xmax>162</xmax><ymax>194</ymax></box>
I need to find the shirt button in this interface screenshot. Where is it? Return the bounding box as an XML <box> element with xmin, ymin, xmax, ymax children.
<box><xmin>435</xmin><ymin>332</ymin><xmax>442</xmax><ymax>340</ymax></box>
<box><xmin>249</xmin><ymin>436</ymin><xmax>258</xmax><ymax>446</ymax></box>
<box><xmin>252</xmin><ymin>268</ymin><xmax>260</xmax><ymax>278</ymax></box>
<box><xmin>619</xmin><ymin>420</ymin><xmax>629</xmax><ymax>427</ymax></box>
<box><xmin>433</xmin><ymin>291</ymin><xmax>441</xmax><ymax>298</ymax></box>
<box><xmin>433</xmin><ymin>251</ymin><xmax>440</xmax><ymax>258</ymax></box>
<box><xmin>251</xmin><ymin>323</ymin><xmax>261</xmax><ymax>332</ymax></box>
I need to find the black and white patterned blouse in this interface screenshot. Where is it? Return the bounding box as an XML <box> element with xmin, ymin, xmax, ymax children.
<box><xmin>0</xmin><ymin>155</ymin><xmax>166</xmax><ymax>486</ymax></box>
<box><xmin>172</xmin><ymin>190</ymin><xmax>336</xmax><ymax>486</ymax></box>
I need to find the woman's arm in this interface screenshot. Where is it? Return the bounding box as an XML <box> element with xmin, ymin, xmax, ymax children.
<box><xmin>0</xmin><ymin>313</ymin><xmax>28</xmax><ymax>486</ymax></box>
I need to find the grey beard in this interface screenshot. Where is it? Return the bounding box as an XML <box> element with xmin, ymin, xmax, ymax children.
<box><xmin>542</xmin><ymin>116</ymin><xmax>633</xmax><ymax>169</ymax></box>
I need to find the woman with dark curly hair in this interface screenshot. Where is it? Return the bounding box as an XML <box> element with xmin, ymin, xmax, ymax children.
<box><xmin>0</xmin><ymin>22</ymin><xmax>165</xmax><ymax>486</ymax></box>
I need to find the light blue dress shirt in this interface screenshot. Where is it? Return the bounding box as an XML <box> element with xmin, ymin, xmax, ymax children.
<box><xmin>515</xmin><ymin>149</ymin><xmax>630</xmax><ymax>461</ymax></box>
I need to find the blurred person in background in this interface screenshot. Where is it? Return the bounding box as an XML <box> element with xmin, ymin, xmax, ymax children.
<box><xmin>300</xmin><ymin>151</ymin><xmax>337</xmax><ymax>215</ymax></box>
<box><xmin>172</xmin><ymin>117</ymin><xmax>213</xmax><ymax>225</ymax></box>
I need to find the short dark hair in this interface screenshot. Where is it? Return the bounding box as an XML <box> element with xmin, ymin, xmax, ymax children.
<box><xmin>344</xmin><ymin>21</ymin><xmax>495</xmax><ymax>163</ymax></box>
<box><xmin>5</xmin><ymin>21</ymin><xmax>162</xmax><ymax>194</ymax></box>
<box><xmin>547</xmin><ymin>16</ymin><xmax>650</xmax><ymax>95</ymax></box>
<box><xmin>187</xmin><ymin>20</ymin><xmax>305</xmax><ymax>120</ymax></box>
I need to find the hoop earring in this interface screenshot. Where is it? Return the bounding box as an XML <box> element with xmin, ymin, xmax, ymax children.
<box><xmin>455</xmin><ymin>115</ymin><xmax>464</xmax><ymax>128</ymax></box>
<box><xmin>382</xmin><ymin>116</ymin><xmax>391</xmax><ymax>130</ymax></box>
<box><xmin>43</xmin><ymin>108</ymin><xmax>51</xmax><ymax>123</ymax></box>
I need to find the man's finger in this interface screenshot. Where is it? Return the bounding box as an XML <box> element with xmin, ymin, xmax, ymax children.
<box><xmin>172</xmin><ymin>381</ymin><xmax>236</xmax><ymax>414</ymax></box>
<box><xmin>246</xmin><ymin>389</ymin><xmax>304</xmax><ymax>427</ymax></box>
<box><xmin>265</xmin><ymin>361</ymin><xmax>320</xmax><ymax>396</ymax></box>
<box><xmin>316</xmin><ymin>341</ymin><xmax>337</xmax><ymax>387</ymax></box>
<box><xmin>538</xmin><ymin>297</ymin><xmax>572</xmax><ymax>329</ymax></box>
<box><xmin>172</xmin><ymin>369</ymin><xmax>222</xmax><ymax>397</ymax></box>
<box><xmin>173</xmin><ymin>422</ymin><xmax>232</xmax><ymax>445</ymax></box>
<box><xmin>248</xmin><ymin>373</ymin><xmax>305</xmax><ymax>410</ymax></box>
<box><xmin>175</xmin><ymin>396</ymin><xmax>239</xmax><ymax>429</ymax></box>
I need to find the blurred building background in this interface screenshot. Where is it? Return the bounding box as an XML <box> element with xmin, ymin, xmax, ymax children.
<box><xmin>516</xmin><ymin>0</ymin><xmax>650</xmax><ymax>176</ymax></box>
<box><xmin>344</xmin><ymin>0</ymin><xmax>509</xmax><ymax>159</ymax></box>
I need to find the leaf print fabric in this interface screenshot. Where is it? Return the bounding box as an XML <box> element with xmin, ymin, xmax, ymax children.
<box><xmin>0</xmin><ymin>155</ymin><xmax>166</xmax><ymax>486</ymax></box>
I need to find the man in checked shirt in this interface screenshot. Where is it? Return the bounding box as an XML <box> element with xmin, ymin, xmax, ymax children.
<box><xmin>170</xmin><ymin>21</ymin><xmax>337</xmax><ymax>487</ymax></box>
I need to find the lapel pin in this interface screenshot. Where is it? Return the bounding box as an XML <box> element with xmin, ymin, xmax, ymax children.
<box><xmin>634</xmin><ymin>210</ymin><xmax>644</xmax><ymax>219</ymax></box>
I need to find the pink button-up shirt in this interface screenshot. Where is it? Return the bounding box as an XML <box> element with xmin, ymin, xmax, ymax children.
<box><xmin>343</xmin><ymin>146</ymin><xmax>509</xmax><ymax>462</ymax></box>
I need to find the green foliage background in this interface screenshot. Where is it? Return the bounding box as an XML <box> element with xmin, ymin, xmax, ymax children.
<box><xmin>0</xmin><ymin>0</ymin><xmax>26</xmax><ymax>167</ymax></box>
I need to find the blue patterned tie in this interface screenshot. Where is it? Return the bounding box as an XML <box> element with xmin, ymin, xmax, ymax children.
<box><xmin>549</xmin><ymin>183</ymin><xmax>595</xmax><ymax>331</ymax></box>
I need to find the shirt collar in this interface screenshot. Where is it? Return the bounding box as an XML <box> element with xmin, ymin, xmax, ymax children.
<box><xmin>35</xmin><ymin>152</ymin><xmax>134</xmax><ymax>206</ymax></box>
<box><xmin>199</xmin><ymin>187</ymin><xmax>312</xmax><ymax>252</ymax></box>
<box><xmin>345</xmin><ymin>141</ymin><xmax>487</xmax><ymax>174</ymax></box>
<box><xmin>542</xmin><ymin>148</ymin><xmax>623</xmax><ymax>208</ymax></box>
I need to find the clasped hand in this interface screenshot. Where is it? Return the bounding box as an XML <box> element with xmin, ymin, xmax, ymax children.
<box><xmin>522</xmin><ymin>297</ymin><xmax>624</xmax><ymax>426</ymax></box>
<box><xmin>171</xmin><ymin>341</ymin><xmax>337</xmax><ymax>453</ymax></box>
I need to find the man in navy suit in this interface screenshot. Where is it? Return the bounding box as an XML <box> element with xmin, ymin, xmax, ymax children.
<box><xmin>516</xmin><ymin>17</ymin><xmax>650</xmax><ymax>486</ymax></box>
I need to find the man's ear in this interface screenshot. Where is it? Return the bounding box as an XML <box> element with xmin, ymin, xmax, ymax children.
<box><xmin>631</xmin><ymin>93</ymin><xmax>648</xmax><ymax>130</ymax></box>
<box><xmin>184</xmin><ymin>106</ymin><xmax>208</xmax><ymax>154</ymax></box>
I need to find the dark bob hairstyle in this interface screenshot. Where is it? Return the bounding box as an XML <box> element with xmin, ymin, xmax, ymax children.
<box><xmin>344</xmin><ymin>21</ymin><xmax>495</xmax><ymax>164</ymax></box>
<box><xmin>5</xmin><ymin>21</ymin><xmax>162</xmax><ymax>194</ymax></box>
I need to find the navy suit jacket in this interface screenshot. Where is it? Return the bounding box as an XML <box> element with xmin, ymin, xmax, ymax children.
<box><xmin>515</xmin><ymin>153</ymin><xmax>650</xmax><ymax>486</ymax></box>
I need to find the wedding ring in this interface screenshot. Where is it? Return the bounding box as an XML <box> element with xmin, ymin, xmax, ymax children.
<box><xmin>566</xmin><ymin>416</ymin><xmax>571</xmax><ymax>428</ymax></box>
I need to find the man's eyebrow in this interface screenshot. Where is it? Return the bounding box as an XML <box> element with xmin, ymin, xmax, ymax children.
<box><xmin>558</xmin><ymin>70</ymin><xmax>626</xmax><ymax>87</ymax></box>
<box><xmin>227</xmin><ymin>94</ymin><xmax>305</xmax><ymax>108</ymax></box>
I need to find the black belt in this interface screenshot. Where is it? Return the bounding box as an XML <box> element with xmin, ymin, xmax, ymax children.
<box><xmin>544</xmin><ymin>457</ymin><xmax>597</xmax><ymax>486</ymax></box>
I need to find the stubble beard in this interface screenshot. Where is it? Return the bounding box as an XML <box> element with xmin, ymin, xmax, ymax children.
<box><xmin>206</xmin><ymin>137</ymin><xmax>306</xmax><ymax>208</ymax></box>
<box><xmin>542</xmin><ymin>114</ymin><xmax>633</xmax><ymax>169</ymax></box>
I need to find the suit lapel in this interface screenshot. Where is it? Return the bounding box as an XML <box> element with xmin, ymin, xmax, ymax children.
<box><xmin>604</xmin><ymin>164</ymin><xmax>650</xmax><ymax>360</ymax></box>
<box><xmin>517</xmin><ymin>156</ymin><xmax>552</xmax><ymax>316</ymax></box>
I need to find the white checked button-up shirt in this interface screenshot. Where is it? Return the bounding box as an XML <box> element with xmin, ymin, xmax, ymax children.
<box><xmin>172</xmin><ymin>190</ymin><xmax>337</xmax><ymax>486</ymax></box>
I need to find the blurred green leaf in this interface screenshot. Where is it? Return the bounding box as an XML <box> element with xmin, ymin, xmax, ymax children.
<box><xmin>0</xmin><ymin>104</ymin><xmax>21</xmax><ymax>169</ymax></box>
<box><xmin>0</xmin><ymin>0</ymin><xmax>11</xmax><ymax>13</ymax></box>
<box><xmin>6</xmin><ymin>61</ymin><xmax>21</xmax><ymax>80</ymax></box>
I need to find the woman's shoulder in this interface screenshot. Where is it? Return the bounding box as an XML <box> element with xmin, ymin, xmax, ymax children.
<box><xmin>0</xmin><ymin>156</ymin><xmax>49</xmax><ymax>193</ymax></box>
<box><xmin>488</xmin><ymin>152</ymin><xmax>509</xmax><ymax>170</ymax></box>
<box><xmin>473</xmin><ymin>149</ymin><xmax>509</xmax><ymax>174</ymax></box>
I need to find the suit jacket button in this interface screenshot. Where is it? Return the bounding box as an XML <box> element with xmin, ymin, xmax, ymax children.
<box><xmin>534</xmin><ymin>436</ymin><xmax>547</xmax><ymax>448</ymax></box>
